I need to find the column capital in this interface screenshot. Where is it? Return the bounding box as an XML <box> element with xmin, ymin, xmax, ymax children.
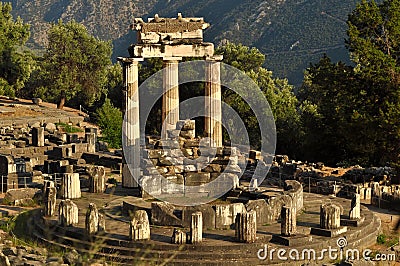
<box><xmin>206</xmin><ymin>55</ymin><xmax>223</xmax><ymax>61</ymax></box>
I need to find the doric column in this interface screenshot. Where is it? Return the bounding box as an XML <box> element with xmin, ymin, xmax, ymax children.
<box><xmin>119</xmin><ymin>57</ymin><xmax>143</xmax><ymax>188</ymax></box>
<box><xmin>162</xmin><ymin>57</ymin><xmax>181</xmax><ymax>139</ymax></box>
<box><xmin>190</xmin><ymin>212</ymin><xmax>203</xmax><ymax>244</ymax></box>
<box><xmin>349</xmin><ymin>193</ymin><xmax>361</xmax><ymax>220</ymax></box>
<box><xmin>205</xmin><ymin>55</ymin><xmax>223</xmax><ymax>147</ymax></box>
<box><xmin>281</xmin><ymin>206</ymin><xmax>296</xmax><ymax>236</ymax></box>
<box><xmin>320</xmin><ymin>203</ymin><xmax>341</xmax><ymax>229</ymax></box>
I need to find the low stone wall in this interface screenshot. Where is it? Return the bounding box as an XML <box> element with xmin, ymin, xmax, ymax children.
<box><xmin>246</xmin><ymin>180</ymin><xmax>303</xmax><ymax>225</ymax></box>
<box><xmin>127</xmin><ymin>180</ymin><xmax>304</xmax><ymax>229</ymax></box>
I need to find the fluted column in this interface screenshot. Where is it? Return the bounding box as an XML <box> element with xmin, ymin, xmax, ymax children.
<box><xmin>205</xmin><ymin>55</ymin><xmax>223</xmax><ymax>147</ymax></box>
<box><xmin>119</xmin><ymin>57</ymin><xmax>143</xmax><ymax>188</ymax></box>
<box><xmin>162</xmin><ymin>57</ymin><xmax>181</xmax><ymax>139</ymax></box>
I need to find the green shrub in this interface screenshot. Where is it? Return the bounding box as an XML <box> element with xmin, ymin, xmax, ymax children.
<box><xmin>377</xmin><ymin>234</ymin><xmax>386</xmax><ymax>245</ymax></box>
<box><xmin>96</xmin><ymin>99</ymin><xmax>122</xmax><ymax>148</ymax></box>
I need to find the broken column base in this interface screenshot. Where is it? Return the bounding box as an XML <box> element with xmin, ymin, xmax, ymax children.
<box><xmin>340</xmin><ymin>216</ymin><xmax>365</xmax><ymax>227</ymax></box>
<box><xmin>310</xmin><ymin>226</ymin><xmax>347</xmax><ymax>237</ymax></box>
<box><xmin>271</xmin><ymin>234</ymin><xmax>313</xmax><ymax>246</ymax></box>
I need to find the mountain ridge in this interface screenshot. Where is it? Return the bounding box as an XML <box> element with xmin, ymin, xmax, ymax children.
<box><xmin>10</xmin><ymin>0</ymin><xmax>361</xmax><ymax>85</ymax></box>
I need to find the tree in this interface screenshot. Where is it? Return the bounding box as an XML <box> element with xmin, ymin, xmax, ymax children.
<box><xmin>31</xmin><ymin>20</ymin><xmax>112</xmax><ymax>108</ymax></box>
<box><xmin>96</xmin><ymin>98</ymin><xmax>122</xmax><ymax>148</ymax></box>
<box><xmin>346</xmin><ymin>0</ymin><xmax>400</xmax><ymax>166</ymax></box>
<box><xmin>299</xmin><ymin>55</ymin><xmax>372</xmax><ymax>165</ymax></box>
<box><xmin>104</xmin><ymin>63</ymin><xmax>123</xmax><ymax>109</ymax></box>
<box><xmin>216</xmin><ymin>42</ymin><xmax>300</xmax><ymax>155</ymax></box>
<box><xmin>299</xmin><ymin>0</ymin><xmax>400</xmax><ymax>166</ymax></box>
<box><xmin>0</xmin><ymin>2</ymin><xmax>33</xmax><ymax>97</ymax></box>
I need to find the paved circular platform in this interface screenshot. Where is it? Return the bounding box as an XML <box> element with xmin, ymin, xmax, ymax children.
<box><xmin>29</xmin><ymin>189</ymin><xmax>381</xmax><ymax>265</ymax></box>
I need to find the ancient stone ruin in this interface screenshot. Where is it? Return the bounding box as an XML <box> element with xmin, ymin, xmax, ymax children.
<box><xmin>0</xmin><ymin>13</ymin><xmax>391</xmax><ymax>265</ymax></box>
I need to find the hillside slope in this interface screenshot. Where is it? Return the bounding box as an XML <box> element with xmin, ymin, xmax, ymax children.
<box><xmin>10</xmin><ymin>0</ymin><xmax>361</xmax><ymax>85</ymax></box>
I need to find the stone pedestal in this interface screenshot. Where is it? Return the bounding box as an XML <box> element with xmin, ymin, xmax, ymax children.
<box><xmin>205</xmin><ymin>56</ymin><xmax>223</xmax><ymax>147</ymax></box>
<box><xmin>129</xmin><ymin>210</ymin><xmax>150</xmax><ymax>241</ymax></box>
<box><xmin>171</xmin><ymin>228</ymin><xmax>187</xmax><ymax>244</ymax></box>
<box><xmin>59</xmin><ymin>199</ymin><xmax>78</xmax><ymax>226</ymax></box>
<box><xmin>88</xmin><ymin>166</ymin><xmax>106</xmax><ymax>193</ymax></box>
<box><xmin>44</xmin><ymin>187</ymin><xmax>57</xmax><ymax>217</ymax></box>
<box><xmin>32</xmin><ymin>127</ymin><xmax>44</xmax><ymax>147</ymax></box>
<box><xmin>162</xmin><ymin>58</ymin><xmax>181</xmax><ymax>139</ymax></box>
<box><xmin>311</xmin><ymin>203</ymin><xmax>347</xmax><ymax>237</ymax></box>
<box><xmin>349</xmin><ymin>193</ymin><xmax>361</xmax><ymax>220</ymax></box>
<box><xmin>190</xmin><ymin>212</ymin><xmax>203</xmax><ymax>244</ymax></box>
<box><xmin>235</xmin><ymin>211</ymin><xmax>257</xmax><ymax>243</ymax></box>
<box><xmin>60</xmin><ymin>173</ymin><xmax>81</xmax><ymax>199</ymax></box>
<box><xmin>85</xmin><ymin>203</ymin><xmax>101</xmax><ymax>236</ymax></box>
<box><xmin>281</xmin><ymin>206</ymin><xmax>296</xmax><ymax>236</ymax></box>
<box><xmin>85</xmin><ymin>133</ymin><xmax>96</xmax><ymax>153</ymax></box>
<box><xmin>120</xmin><ymin>58</ymin><xmax>143</xmax><ymax>188</ymax></box>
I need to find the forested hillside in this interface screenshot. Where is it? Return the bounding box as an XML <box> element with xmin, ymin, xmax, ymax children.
<box><xmin>9</xmin><ymin>0</ymin><xmax>361</xmax><ymax>85</ymax></box>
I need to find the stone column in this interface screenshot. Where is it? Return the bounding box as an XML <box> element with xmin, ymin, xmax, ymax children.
<box><xmin>98</xmin><ymin>213</ymin><xmax>106</xmax><ymax>232</ymax></box>
<box><xmin>32</xmin><ymin>127</ymin><xmax>44</xmax><ymax>147</ymax></box>
<box><xmin>60</xmin><ymin>173</ymin><xmax>81</xmax><ymax>199</ymax></box>
<box><xmin>59</xmin><ymin>199</ymin><xmax>79</xmax><ymax>226</ymax></box>
<box><xmin>85</xmin><ymin>203</ymin><xmax>99</xmax><ymax>235</ymax></box>
<box><xmin>44</xmin><ymin>186</ymin><xmax>57</xmax><ymax>217</ymax></box>
<box><xmin>349</xmin><ymin>193</ymin><xmax>361</xmax><ymax>220</ymax></box>
<box><xmin>85</xmin><ymin>133</ymin><xmax>96</xmax><ymax>153</ymax></box>
<box><xmin>88</xmin><ymin>166</ymin><xmax>105</xmax><ymax>193</ymax></box>
<box><xmin>365</xmin><ymin>187</ymin><xmax>372</xmax><ymax>202</ymax></box>
<box><xmin>190</xmin><ymin>212</ymin><xmax>203</xmax><ymax>244</ymax></box>
<box><xmin>129</xmin><ymin>210</ymin><xmax>150</xmax><ymax>241</ymax></box>
<box><xmin>43</xmin><ymin>180</ymin><xmax>55</xmax><ymax>194</ymax></box>
<box><xmin>171</xmin><ymin>228</ymin><xmax>187</xmax><ymax>244</ymax></box>
<box><xmin>235</xmin><ymin>211</ymin><xmax>257</xmax><ymax>243</ymax></box>
<box><xmin>281</xmin><ymin>206</ymin><xmax>296</xmax><ymax>236</ymax></box>
<box><xmin>119</xmin><ymin>58</ymin><xmax>143</xmax><ymax>188</ymax></box>
<box><xmin>205</xmin><ymin>56</ymin><xmax>223</xmax><ymax>147</ymax></box>
<box><xmin>249</xmin><ymin>179</ymin><xmax>258</xmax><ymax>192</ymax></box>
<box><xmin>320</xmin><ymin>203</ymin><xmax>341</xmax><ymax>229</ymax></box>
<box><xmin>162</xmin><ymin>57</ymin><xmax>181</xmax><ymax>139</ymax></box>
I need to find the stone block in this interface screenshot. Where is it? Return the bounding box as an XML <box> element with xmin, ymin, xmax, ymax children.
<box><xmin>140</xmin><ymin>175</ymin><xmax>162</xmax><ymax>198</ymax></box>
<box><xmin>171</xmin><ymin>228</ymin><xmax>187</xmax><ymax>244</ymax></box>
<box><xmin>189</xmin><ymin>212</ymin><xmax>202</xmax><ymax>244</ymax></box>
<box><xmin>182</xmin><ymin>205</ymin><xmax>215</xmax><ymax>229</ymax></box>
<box><xmin>85</xmin><ymin>203</ymin><xmax>99</xmax><ymax>236</ymax></box>
<box><xmin>130</xmin><ymin>210</ymin><xmax>150</xmax><ymax>241</ymax></box>
<box><xmin>176</xmin><ymin>120</ymin><xmax>195</xmax><ymax>131</ymax></box>
<box><xmin>281</xmin><ymin>206</ymin><xmax>296</xmax><ymax>236</ymax></box>
<box><xmin>87</xmin><ymin>166</ymin><xmax>105</xmax><ymax>193</ymax></box>
<box><xmin>151</xmin><ymin>202</ymin><xmax>182</xmax><ymax>226</ymax></box>
<box><xmin>349</xmin><ymin>193</ymin><xmax>361</xmax><ymax>220</ymax></box>
<box><xmin>32</xmin><ymin>127</ymin><xmax>44</xmax><ymax>147</ymax></box>
<box><xmin>310</xmin><ymin>226</ymin><xmax>348</xmax><ymax>237</ymax></box>
<box><xmin>44</xmin><ymin>187</ymin><xmax>57</xmax><ymax>217</ymax></box>
<box><xmin>320</xmin><ymin>203</ymin><xmax>341</xmax><ymax>229</ymax></box>
<box><xmin>215</xmin><ymin>203</ymin><xmax>245</xmax><ymax>229</ymax></box>
<box><xmin>4</xmin><ymin>188</ymin><xmax>41</xmax><ymax>205</ymax></box>
<box><xmin>272</xmin><ymin>234</ymin><xmax>313</xmax><ymax>246</ymax></box>
<box><xmin>185</xmin><ymin>172</ymin><xmax>210</xmax><ymax>186</ymax></box>
<box><xmin>59</xmin><ymin>199</ymin><xmax>78</xmax><ymax>226</ymax></box>
<box><xmin>60</xmin><ymin>173</ymin><xmax>81</xmax><ymax>199</ymax></box>
<box><xmin>235</xmin><ymin>211</ymin><xmax>257</xmax><ymax>243</ymax></box>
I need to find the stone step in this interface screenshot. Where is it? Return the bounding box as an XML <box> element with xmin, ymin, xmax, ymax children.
<box><xmin>33</xmin><ymin>231</ymin><xmax>272</xmax><ymax>265</ymax></box>
<box><xmin>32</xmin><ymin>213</ymin><xmax>381</xmax><ymax>265</ymax></box>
